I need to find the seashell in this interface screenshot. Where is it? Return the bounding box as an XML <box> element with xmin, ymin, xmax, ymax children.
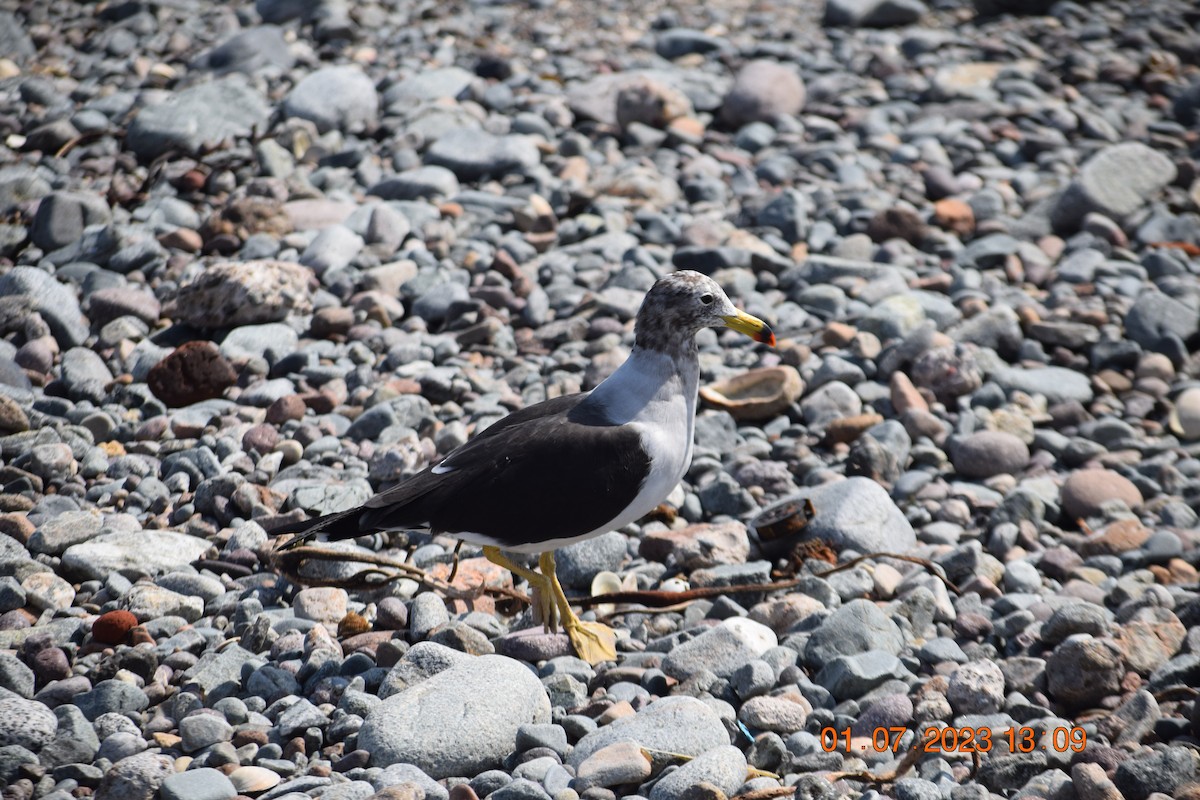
<box><xmin>699</xmin><ymin>365</ymin><xmax>803</xmax><ymax>421</ymax></box>
<box><xmin>590</xmin><ymin>570</ymin><xmax>627</xmax><ymax>617</ymax></box>
<box><xmin>229</xmin><ymin>765</ymin><xmax>282</xmax><ymax>794</ymax></box>
<box><xmin>1169</xmin><ymin>387</ymin><xmax>1200</xmax><ymax>440</ymax></box>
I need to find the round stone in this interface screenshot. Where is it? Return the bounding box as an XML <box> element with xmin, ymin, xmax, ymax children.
<box><xmin>1060</xmin><ymin>469</ymin><xmax>1143</xmax><ymax>519</ymax></box>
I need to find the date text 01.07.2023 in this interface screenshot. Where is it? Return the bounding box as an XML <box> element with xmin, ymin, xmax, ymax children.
<box><xmin>820</xmin><ymin>726</ymin><xmax>1087</xmax><ymax>754</ymax></box>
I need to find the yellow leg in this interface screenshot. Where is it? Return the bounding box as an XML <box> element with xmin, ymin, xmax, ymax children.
<box><xmin>539</xmin><ymin>551</ymin><xmax>617</xmax><ymax>664</ymax></box>
<box><xmin>482</xmin><ymin>546</ymin><xmax>558</xmax><ymax>630</ymax></box>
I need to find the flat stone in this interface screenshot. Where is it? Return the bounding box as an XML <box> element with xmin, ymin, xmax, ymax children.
<box><xmin>568</xmin><ymin>696</ymin><xmax>729</xmax><ymax>769</ymax></box>
<box><xmin>357</xmin><ymin>654</ymin><xmax>551</xmax><ymax>778</ymax></box>
<box><xmin>61</xmin><ymin>530</ymin><xmax>214</xmax><ymax>581</ymax></box>
<box><xmin>284</xmin><ymin>65</ymin><xmax>377</xmax><ymax>133</ymax></box>
<box><xmin>126</xmin><ymin>76</ymin><xmax>270</xmax><ymax>160</ymax></box>
<box><xmin>662</xmin><ymin>618</ymin><xmax>777</xmax><ymax>681</ymax></box>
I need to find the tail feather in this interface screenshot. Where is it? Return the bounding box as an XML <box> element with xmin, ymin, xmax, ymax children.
<box><xmin>268</xmin><ymin>506</ymin><xmax>368</xmax><ymax>550</ymax></box>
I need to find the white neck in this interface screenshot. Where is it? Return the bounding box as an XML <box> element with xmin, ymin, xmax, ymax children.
<box><xmin>583</xmin><ymin>345</ymin><xmax>699</xmax><ymax>427</ymax></box>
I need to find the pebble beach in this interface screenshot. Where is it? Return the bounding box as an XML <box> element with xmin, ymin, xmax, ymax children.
<box><xmin>1</xmin><ymin>0</ymin><xmax>1200</xmax><ymax>799</ymax></box>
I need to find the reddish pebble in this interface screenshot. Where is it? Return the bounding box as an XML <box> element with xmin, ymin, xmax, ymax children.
<box><xmin>242</xmin><ymin>423</ymin><xmax>279</xmax><ymax>454</ymax></box>
<box><xmin>265</xmin><ymin>395</ymin><xmax>307</xmax><ymax>425</ymax></box>
<box><xmin>92</xmin><ymin>610</ymin><xmax>139</xmax><ymax>644</ymax></box>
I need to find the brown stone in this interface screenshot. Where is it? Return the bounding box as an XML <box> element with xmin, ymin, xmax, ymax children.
<box><xmin>157</xmin><ymin>228</ymin><xmax>203</xmax><ymax>253</ymax></box>
<box><xmin>822</xmin><ymin>321</ymin><xmax>857</xmax><ymax>347</ymax></box>
<box><xmin>265</xmin><ymin>395</ymin><xmax>307</xmax><ymax>425</ymax></box>
<box><xmin>311</xmin><ymin>307</ymin><xmax>355</xmax><ymax>339</ymax></box>
<box><xmin>92</xmin><ymin>609</ymin><xmax>139</xmax><ymax>645</ymax></box>
<box><xmin>824</xmin><ymin>413</ymin><xmax>885</xmax><ymax>445</ymax></box>
<box><xmin>147</xmin><ymin>341</ymin><xmax>237</xmax><ymax>407</ymax></box>
<box><xmin>639</xmin><ymin>521</ymin><xmax>750</xmax><ymax>570</ymax></box>
<box><xmin>0</xmin><ymin>394</ymin><xmax>30</xmax><ymax>434</ymax></box>
<box><xmin>1061</xmin><ymin>469</ymin><xmax>1143</xmax><ymax>520</ymax></box>
<box><xmin>889</xmin><ymin>371</ymin><xmax>929</xmax><ymax>414</ymax></box>
<box><xmin>1046</xmin><ymin>638</ymin><xmax>1123</xmax><ymax>709</ymax></box>
<box><xmin>1079</xmin><ymin>519</ymin><xmax>1151</xmax><ymax>556</ymax></box>
<box><xmin>932</xmin><ymin>198</ymin><xmax>975</xmax><ymax>236</ymax></box>
<box><xmin>867</xmin><ymin>207</ymin><xmax>927</xmax><ymax>244</ymax></box>
<box><xmin>0</xmin><ymin>513</ymin><xmax>35</xmax><ymax>545</ymax></box>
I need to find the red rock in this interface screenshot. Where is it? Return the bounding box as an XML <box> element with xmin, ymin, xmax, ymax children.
<box><xmin>92</xmin><ymin>609</ymin><xmax>139</xmax><ymax>644</ymax></box>
<box><xmin>147</xmin><ymin>341</ymin><xmax>237</xmax><ymax>407</ymax></box>
<box><xmin>265</xmin><ymin>395</ymin><xmax>307</xmax><ymax>424</ymax></box>
<box><xmin>933</xmin><ymin>198</ymin><xmax>975</xmax><ymax>236</ymax></box>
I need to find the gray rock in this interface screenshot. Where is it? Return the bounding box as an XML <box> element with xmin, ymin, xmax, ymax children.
<box><xmin>284</xmin><ymin>65</ymin><xmax>378</xmax><ymax>133</ymax></box>
<box><xmin>369</xmin><ymin>167</ymin><xmax>460</xmax><ymax>201</ymax></box>
<box><xmin>655</xmin><ymin>28</ymin><xmax>728</xmax><ymax>60</ymax></box>
<box><xmin>74</xmin><ymin>680</ymin><xmax>149</xmax><ymax>721</ymax></box>
<box><xmin>1041</xmin><ymin>603</ymin><xmax>1110</xmax><ymax>646</ymax></box>
<box><xmin>383</xmin><ymin>66</ymin><xmax>474</xmax><ymax>109</ymax></box>
<box><xmin>0</xmin><ymin>653</ymin><xmax>34</xmax><ymax>698</ymax></box>
<box><xmin>989</xmin><ymin>365</ymin><xmax>1094</xmax><ymax>405</ymax></box>
<box><xmin>160</xmin><ymin>768</ymin><xmax>237</xmax><ymax>800</ymax></box>
<box><xmin>1124</xmin><ymin>290</ymin><xmax>1199</xmax><ymax>350</ymax></box>
<box><xmin>662</xmin><ymin>618</ymin><xmax>778</xmax><ymax>681</ymax></box>
<box><xmin>757</xmin><ymin>477</ymin><xmax>916</xmax><ymax>555</ymax></box>
<box><xmin>62</xmin><ymin>346</ymin><xmax>114</xmax><ymax>403</ymax></box>
<box><xmin>299</xmin><ymin>224</ymin><xmax>364</xmax><ymax>275</ymax></box>
<box><xmin>31</xmin><ymin>191</ymin><xmax>112</xmax><ymax>251</ymax></box>
<box><xmin>648</xmin><ymin>745</ymin><xmax>746</xmax><ymax>800</ymax></box>
<box><xmin>0</xmin><ymin>11</ymin><xmax>35</xmax><ymax>64</ymax></box>
<box><xmin>800</xmin><ymin>381</ymin><xmax>863</xmax><ymax>428</ymax></box>
<box><xmin>410</xmin><ymin>280</ymin><xmax>469</xmax><ymax>324</ymax></box>
<box><xmin>0</xmin><ymin>694</ymin><xmax>57</xmax><ymax>750</ymax></box>
<box><xmin>1052</xmin><ymin>142</ymin><xmax>1177</xmax><ymax>230</ymax></box>
<box><xmin>126</xmin><ymin>76</ymin><xmax>270</xmax><ymax>160</ymax></box>
<box><xmin>825</xmin><ymin>0</ymin><xmax>928</xmax><ymax>27</ymax></box>
<box><xmin>0</xmin><ymin>744</ymin><xmax>38</xmax><ymax>785</ymax></box>
<box><xmin>950</xmin><ymin>431</ymin><xmax>1030</xmax><ymax>480</ymax></box>
<box><xmin>408</xmin><ymin>592</ymin><xmax>450</xmax><ymax>642</ymax></box>
<box><xmin>95</xmin><ymin>751</ymin><xmax>175</xmax><ymax>800</ymax></box>
<box><xmin>184</xmin><ymin>646</ymin><xmax>262</xmax><ymax>699</ymax></box>
<box><xmin>197</xmin><ymin>25</ymin><xmax>293</xmax><ymax>74</ymax></box>
<box><xmin>60</xmin><ymin>530</ymin><xmax>214</xmax><ymax>581</ymax></box>
<box><xmin>375</xmin><ymin>763</ymin><xmax>450</xmax><ymax>800</ymax></box>
<box><xmin>554</xmin><ymin>531</ymin><xmax>627</xmax><ymax>590</ymax></box>
<box><xmin>1045</xmin><ymin>637</ymin><xmax>1122</xmax><ymax>710</ymax></box>
<box><xmin>425</xmin><ymin>128</ymin><xmax>540</xmax><ymax>179</ymax></box>
<box><xmin>567</xmin><ymin>696</ymin><xmax>730</xmax><ymax>768</ymax></box>
<box><xmin>946</xmin><ymin>660</ymin><xmax>1005</xmax><ymax>714</ymax></box>
<box><xmin>815</xmin><ymin>650</ymin><xmax>911</xmax><ymax>699</ymax></box>
<box><xmin>0</xmin><ymin>576</ymin><xmax>25</xmax><ymax>612</ymax></box>
<box><xmin>180</xmin><ymin>713</ymin><xmax>234</xmax><ymax>752</ymax></box>
<box><xmin>277</xmin><ymin>698</ymin><xmax>328</xmax><ymax>738</ymax></box>
<box><xmin>357</xmin><ymin>654</ymin><xmax>551</xmax><ymax>777</ymax></box>
<box><xmin>756</xmin><ymin>190</ymin><xmax>809</xmax><ymax>243</ymax></box>
<box><xmin>805</xmin><ymin>598</ymin><xmax>905</xmax><ymax>667</ymax></box>
<box><xmin>40</xmin><ymin>704</ymin><xmax>99</xmax><ymax>768</ymax></box>
<box><xmin>1113</xmin><ymin>746</ymin><xmax>1195</xmax><ymax>800</ymax></box>
<box><xmin>721</xmin><ymin>60</ymin><xmax>806</xmax><ymax>126</ymax></box>
<box><xmin>0</xmin><ymin>266</ymin><xmax>90</xmax><ymax>347</ymax></box>
<box><xmin>219</xmin><ymin>322</ymin><xmax>299</xmax><ymax>361</ymax></box>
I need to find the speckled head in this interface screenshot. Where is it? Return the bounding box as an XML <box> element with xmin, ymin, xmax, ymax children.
<box><xmin>634</xmin><ymin>270</ymin><xmax>774</xmax><ymax>353</ymax></box>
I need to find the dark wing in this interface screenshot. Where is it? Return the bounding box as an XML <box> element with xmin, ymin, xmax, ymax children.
<box><xmin>273</xmin><ymin>393</ymin><xmax>651</xmax><ymax>550</ymax></box>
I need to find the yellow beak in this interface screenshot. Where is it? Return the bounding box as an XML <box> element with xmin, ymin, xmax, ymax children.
<box><xmin>722</xmin><ymin>310</ymin><xmax>775</xmax><ymax>346</ymax></box>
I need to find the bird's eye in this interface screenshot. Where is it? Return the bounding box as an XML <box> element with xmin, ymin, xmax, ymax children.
<box><xmin>700</xmin><ymin>293</ymin><xmax>714</xmax><ymax>305</ymax></box>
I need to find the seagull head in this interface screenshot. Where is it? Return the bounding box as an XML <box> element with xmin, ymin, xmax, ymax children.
<box><xmin>635</xmin><ymin>270</ymin><xmax>775</xmax><ymax>351</ymax></box>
